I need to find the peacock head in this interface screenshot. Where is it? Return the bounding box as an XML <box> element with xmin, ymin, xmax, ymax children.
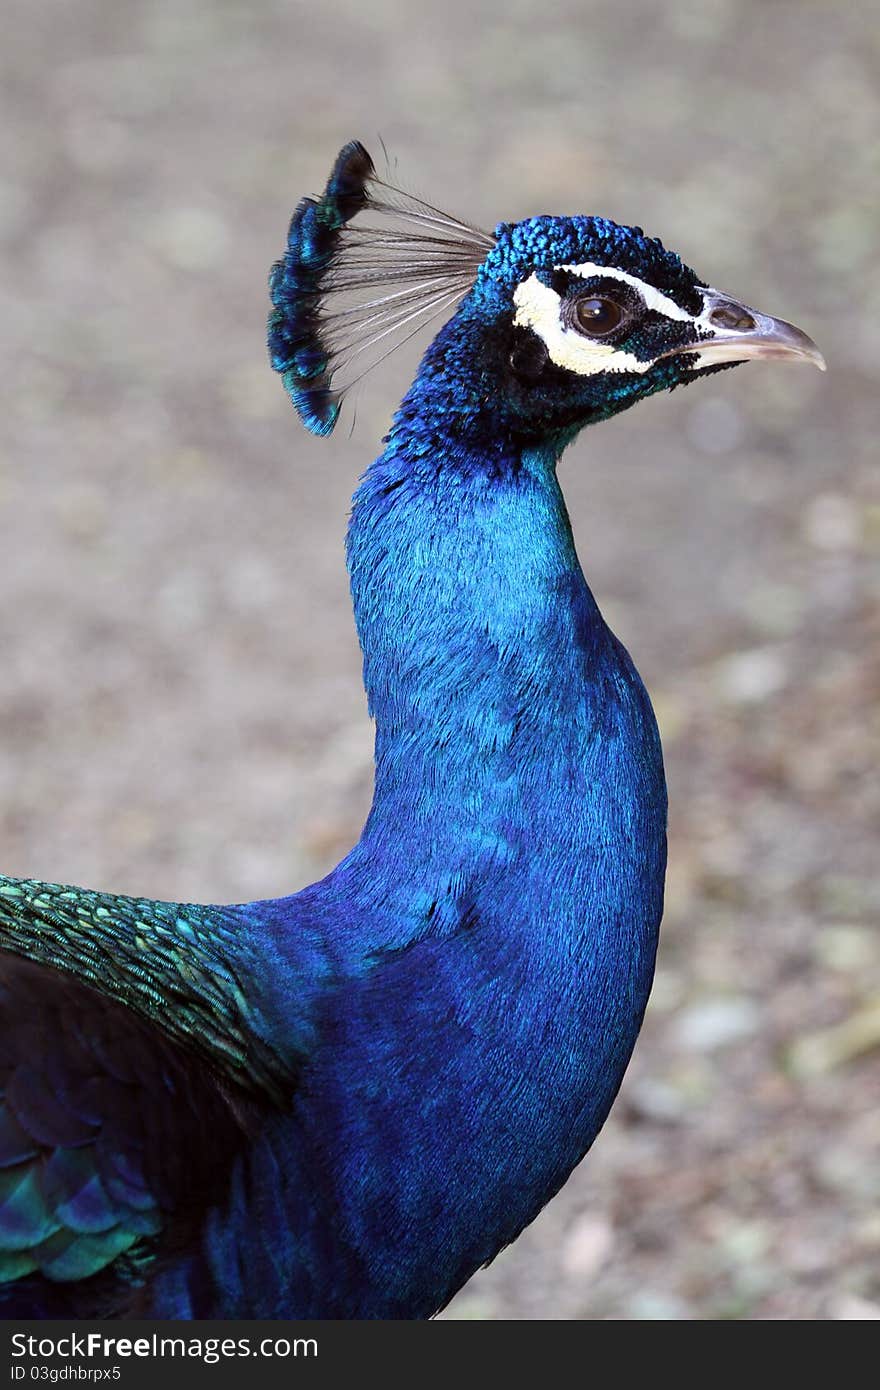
<box><xmin>269</xmin><ymin>142</ymin><xmax>824</xmax><ymax>447</ymax></box>
<box><xmin>465</xmin><ymin>214</ymin><xmax>824</xmax><ymax>440</ymax></box>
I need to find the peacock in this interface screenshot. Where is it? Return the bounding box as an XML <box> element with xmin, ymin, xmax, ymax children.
<box><xmin>0</xmin><ymin>142</ymin><xmax>823</xmax><ymax>1319</ymax></box>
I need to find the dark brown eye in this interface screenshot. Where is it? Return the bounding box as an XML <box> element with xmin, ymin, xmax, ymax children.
<box><xmin>573</xmin><ymin>296</ymin><xmax>624</xmax><ymax>337</ymax></box>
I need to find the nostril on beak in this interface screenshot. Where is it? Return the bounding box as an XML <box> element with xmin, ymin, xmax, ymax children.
<box><xmin>709</xmin><ymin>304</ymin><xmax>756</xmax><ymax>331</ymax></box>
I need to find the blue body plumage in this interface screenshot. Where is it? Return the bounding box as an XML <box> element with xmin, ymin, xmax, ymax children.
<box><xmin>0</xmin><ymin>142</ymin><xmax>822</xmax><ymax>1318</ymax></box>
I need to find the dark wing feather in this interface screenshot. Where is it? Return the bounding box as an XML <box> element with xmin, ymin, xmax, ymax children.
<box><xmin>0</xmin><ymin>955</ymin><xmax>264</xmax><ymax>1317</ymax></box>
<box><xmin>0</xmin><ymin>877</ymin><xmax>296</xmax><ymax>1104</ymax></box>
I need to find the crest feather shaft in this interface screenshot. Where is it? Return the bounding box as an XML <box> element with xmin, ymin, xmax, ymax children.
<box><xmin>268</xmin><ymin>142</ymin><xmax>493</xmax><ymax>436</ymax></box>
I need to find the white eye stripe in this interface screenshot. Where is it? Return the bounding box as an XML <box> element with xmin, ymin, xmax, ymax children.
<box><xmin>559</xmin><ymin>262</ymin><xmax>697</xmax><ymax>323</ymax></box>
<box><xmin>512</xmin><ymin>274</ymin><xmax>651</xmax><ymax>376</ymax></box>
<box><xmin>511</xmin><ymin>266</ymin><xmax>727</xmax><ymax>379</ymax></box>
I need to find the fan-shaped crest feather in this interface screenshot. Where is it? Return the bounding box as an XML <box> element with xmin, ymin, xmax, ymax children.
<box><xmin>268</xmin><ymin>142</ymin><xmax>494</xmax><ymax>435</ymax></box>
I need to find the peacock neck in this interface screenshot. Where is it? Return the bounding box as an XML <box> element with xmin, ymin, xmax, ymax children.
<box><xmin>244</xmin><ymin>407</ymin><xmax>667</xmax><ymax>1322</ymax></box>
<box><xmin>346</xmin><ymin>421</ymin><xmax>622</xmax><ymax>857</ymax></box>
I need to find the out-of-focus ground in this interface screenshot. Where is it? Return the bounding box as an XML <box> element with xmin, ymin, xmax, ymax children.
<box><xmin>0</xmin><ymin>0</ymin><xmax>877</xmax><ymax>1320</ymax></box>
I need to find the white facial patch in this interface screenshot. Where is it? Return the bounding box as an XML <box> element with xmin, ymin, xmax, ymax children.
<box><xmin>512</xmin><ymin>274</ymin><xmax>648</xmax><ymax>377</ymax></box>
<box><xmin>512</xmin><ymin>261</ymin><xmax>705</xmax><ymax>378</ymax></box>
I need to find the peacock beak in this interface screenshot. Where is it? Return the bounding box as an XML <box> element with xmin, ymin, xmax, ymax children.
<box><xmin>660</xmin><ymin>291</ymin><xmax>826</xmax><ymax>372</ymax></box>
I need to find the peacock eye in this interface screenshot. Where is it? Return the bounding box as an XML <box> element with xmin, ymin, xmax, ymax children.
<box><xmin>573</xmin><ymin>296</ymin><xmax>624</xmax><ymax>337</ymax></box>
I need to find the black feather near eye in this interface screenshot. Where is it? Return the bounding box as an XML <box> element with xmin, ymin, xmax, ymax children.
<box><xmin>508</xmin><ymin>330</ymin><xmax>549</xmax><ymax>383</ymax></box>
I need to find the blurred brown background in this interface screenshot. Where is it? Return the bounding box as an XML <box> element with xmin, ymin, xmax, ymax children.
<box><xmin>1</xmin><ymin>0</ymin><xmax>877</xmax><ymax>1320</ymax></box>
